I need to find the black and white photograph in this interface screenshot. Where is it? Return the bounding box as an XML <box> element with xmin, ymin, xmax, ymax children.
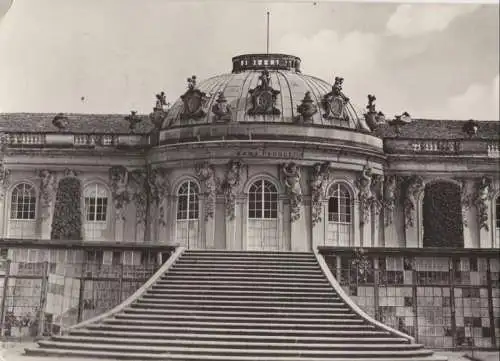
<box><xmin>0</xmin><ymin>0</ymin><xmax>498</xmax><ymax>360</ymax></box>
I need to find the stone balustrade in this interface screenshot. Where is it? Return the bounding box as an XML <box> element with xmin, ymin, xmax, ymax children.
<box><xmin>487</xmin><ymin>143</ymin><xmax>500</xmax><ymax>158</ymax></box>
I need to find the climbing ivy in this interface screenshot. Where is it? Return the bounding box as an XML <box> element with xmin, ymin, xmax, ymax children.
<box><xmin>50</xmin><ymin>177</ymin><xmax>83</xmax><ymax>240</ymax></box>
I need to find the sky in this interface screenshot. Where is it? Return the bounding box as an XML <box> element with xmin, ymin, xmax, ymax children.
<box><xmin>0</xmin><ymin>0</ymin><xmax>498</xmax><ymax>121</ymax></box>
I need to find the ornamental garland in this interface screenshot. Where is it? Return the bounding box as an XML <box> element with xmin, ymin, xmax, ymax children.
<box><xmin>50</xmin><ymin>177</ymin><xmax>83</xmax><ymax>240</ymax></box>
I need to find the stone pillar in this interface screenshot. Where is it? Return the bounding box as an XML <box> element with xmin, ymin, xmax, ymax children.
<box><xmin>372</xmin><ymin>204</ymin><xmax>381</xmax><ymax>247</ymax></box>
<box><xmin>361</xmin><ymin>212</ymin><xmax>372</xmax><ymax>247</ymax></box>
<box><xmin>312</xmin><ymin>201</ymin><xmax>326</xmax><ymax>249</ymax></box>
<box><xmin>205</xmin><ymin>213</ymin><xmax>216</xmax><ymax>249</ymax></box>
<box><xmin>474</xmin><ymin>177</ymin><xmax>494</xmax><ymax>249</ymax></box>
<box><xmin>403</xmin><ymin>176</ymin><xmax>425</xmax><ymax>248</ymax></box>
<box><xmin>460</xmin><ymin>179</ymin><xmax>473</xmax><ymax>248</ymax></box>
<box><xmin>115</xmin><ymin>217</ymin><xmax>125</xmax><ymax>242</ymax></box>
<box><xmin>38</xmin><ymin>170</ymin><xmax>57</xmax><ymax>240</ymax></box>
<box><xmin>0</xmin><ymin>163</ymin><xmax>10</xmax><ymax>237</ymax></box>
<box><xmin>353</xmin><ymin>200</ymin><xmax>361</xmax><ymax>247</ymax></box>
<box><xmin>290</xmin><ymin>205</ymin><xmax>307</xmax><ymax>252</ymax></box>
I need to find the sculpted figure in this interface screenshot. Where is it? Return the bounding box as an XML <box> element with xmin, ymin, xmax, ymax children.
<box><xmin>196</xmin><ymin>162</ymin><xmax>217</xmax><ymax>221</ymax></box>
<box><xmin>39</xmin><ymin>170</ymin><xmax>57</xmax><ymax>220</ymax></box>
<box><xmin>404</xmin><ymin>175</ymin><xmax>425</xmax><ymax>228</ymax></box>
<box><xmin>475</xmin><ymin>177</ymin><xmax>492</xmax><ymax>230</ymax></box>
<box><xmin>356</xmin><ymin>166</ymin><xmax>374</xmax><ymax>224</ymax></box>
<box><xmin>383</xmin><ymin>175</ymin><xmax>397</xmax><ymax>226</ymax></box>
<box><xmin>310</xmin><ymin>162</ymin><xmax>330</xmax><ymax>226</ymax></box>
<box><xmin>282</xmin><ymin>162</ymin><xmax>303</xmax><ymax>222</ymax></box>
<box><xmin>223</xmin><ymin>160</ymin><xmax>243</xmax><ymax>220</ymax></box>
<box><xmin>109</xmin><ymin>166</ymin><xmax>130</xmax><ymax>220</ymax></box>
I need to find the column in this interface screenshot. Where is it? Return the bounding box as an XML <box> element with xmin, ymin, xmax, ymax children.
<box><xmin>461</xmin><ymin>180</ymin><xmax>473</xmax><ymax>248</ymax></box>
<box><xmin>312</xmin><ymin>201</ymin><xmax>326</xmax><ymax>250</ymax></box>
<box><xmin>372</xmin><ymin>204</ymin><xmax>381</xmax><ymax>247</ymax></box>
<box><xmin>353</xmin><ymin>200</ymin><xmax>361</xmax><ymax>247</ymax></box>
<box><xmin>479</xmin><ymin>199</ymin><xmax>493</xmax><ymax>248</ymax></box>
<box><xmin>290</xmin><ymin>205</ymin><xmax>307</xmax><ymax>252</ymax></box>
<box><xmin>204</xmin><ymin>197</ymin><xmax>216</xmax><ymax>249</ymax></box>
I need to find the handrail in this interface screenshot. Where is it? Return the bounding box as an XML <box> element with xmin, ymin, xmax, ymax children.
<box><xmin>68</xmin><ymin>246</ymin><xmax>185</xmax><ymax>331</ymax></box>
<box><xmin>314</xmin><ymin>248</ymin><xmax>415</xmax><ymax>343</ymax></box>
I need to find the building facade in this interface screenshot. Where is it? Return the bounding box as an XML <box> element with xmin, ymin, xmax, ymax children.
<box><xmin>0</xmin><ymin>53</ymin><xmax>499</xmax><ymax>347</ymax></box>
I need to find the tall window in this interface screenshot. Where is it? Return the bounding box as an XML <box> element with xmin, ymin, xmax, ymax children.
<box><xmin>247</xmin><ymin>179</ymin><xmax>280</xmax><ymax>251</ymax></box>
<box><xmin>83</xmin><ymin>183</ymin><xmax>109</xmax><ymax>241</ymax></box>
<box><xmin>10</xmin><ymin>183</ymin><xmax>36</xmax><ymax>220</ymax></box>
<box><xmin>327</xmin><ymin>183</ymin><xmax>353</xmax><ymax>246</ymax></box>
<box><xmin>176</xmin><ymin>181</ymin><xmax>201</xmax><ymax>248</ymax></box>
<box><xmin>496</xmin><ymin>196</ymin><xmax>500</xmax><ymax>248</ymax></box>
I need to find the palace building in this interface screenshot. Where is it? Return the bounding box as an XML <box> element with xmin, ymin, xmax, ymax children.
<box><xmin>0</xmin><ymin>53</ymin><xmax>499</xmax><ymax>356</ymax></box>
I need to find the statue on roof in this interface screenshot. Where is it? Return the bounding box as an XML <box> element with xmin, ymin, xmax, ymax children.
<box><xmin>248</xmin><ymin>70</ymin><xmax>281</xmax><ymax>116</ymax></box>
<box><xmin>322</xmin><ymin>76</ymin><xmax>350</xmax><ymax>122</ymax></box>
<box><xmin>180</xmin><ymin>75</ymin><xmax>208</xmax><ymax>121</ymax></box>
<box><xmin>364</xmin><ymin>94</ymin><xmax>386</xmax><ymax>131</ymax></box>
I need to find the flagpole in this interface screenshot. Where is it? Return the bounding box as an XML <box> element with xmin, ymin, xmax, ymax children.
<box><xmin>266</xmin><ymin>12</ymin><xmax>270</xmax><ymax>54</ymax></box>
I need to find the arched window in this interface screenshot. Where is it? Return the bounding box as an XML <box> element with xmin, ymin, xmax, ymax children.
<box><xmin>176</xmin><ymin>180</ymin><xmax>200</xmax><ymax>248</ymax></box>
<box><xmin>10</xmin><ymin>183</ymin><xmax>36</xmax><ymax>220</ymax></box>
<box><xmin>496</xmin><ymin>195</ymin><xmax>500</xmax><ymax>248</ymax></box>
<box><xmin>83</xmin><ymin>183</ymin><xmax>109</xmax><ymax>241</ymax></box>
<box><xmin>247</xmin><ymin>179</ymin><xmax>279</xmax><ymax>251</ymax></box>
<box><xmin>7</xmin><ymin>183</ymin><xmax>37</xmax><ymax>238</ymax></box>
<box><xmin>326</xmin><ymin>183</ymin><xmax>353</xmax><ymax>247</ymax></box>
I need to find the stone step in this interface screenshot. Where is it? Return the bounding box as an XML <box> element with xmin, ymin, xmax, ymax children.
<box><xmin>85</xmin><ymin>324</ymin><xmax>388</xmax><ymax>336</ymax></box>
<box><xmin>168</xmin><ymin>268</ymin><xmax>324</xmax><ymax>275</ymax></box>
<box><xmin>141</xmin><ymin>293</ymin><xmax>344</xmax><ymax>302</ymax></box>
<box><xmin>150</xmin><ymin>283</ymin><xmax>334</xmax><ymax>291</ymax></box>
<box><xmin>103</xmin><ymin>318</ymin><xmax>371</xmax><ymax>329</ymax></box>
<box><xmin>113</xmin><ymin>313</ymin><xmax>360</xmax><ymax>323</ymax></box>
<box><xmin>174</xmin><ymin>262</ymin><xmax>321</xmax><ymax>269</ymax></box>
<box><xmin>161</xmin><ymin>274</ymin><xmax>326</xmax><ymax>281</ymax></box>
<box><xmin>120</xmin><ymin>308</ymin><xmax>356</xmax><ymax>318</ymax></box>
<box><xmin>176</xmin><ymin>258</ymin><xmax>319</xmax><ymax>265</ymax></box>
<box><xmin>133</xmin><ymin>298</ymin><xmax>346</xmax><ymax>307</ymax></box>
<box><xmin>68</xmin><ymin>328</ymin><xmax>411</xmax><ymax>343</ymax></box>
<box><xmin>145</xmin><ymin>289</ymin><xmax>339</xmax><ymax>298</ymax></box>
<box><xmin>155</xmin><ymin>279</ymin><xmax>331</xmax><ymax>287</ymax></box>
<box><xmin>127</xmin><ymin>303</ymin><xmax>351</xmax><ymax>313</ymax></box>
<box><xmin>183</xmin><ymin>251</ymin><xmax>314</xmax><ymax>257</ymax></box>
<box><xmin>51</xmin><ymin>335</ymin><xmax>421</xmax><ymax>350</ymax></box>
<box><xmin>25</xmin><ymin>347</ymin><xmax>447</xmax><ymax>361</ymax></box>
<box><xmin>32</xmin><ymin>341</ymin><xmax>436</xmax><ymax>358</ymax></box>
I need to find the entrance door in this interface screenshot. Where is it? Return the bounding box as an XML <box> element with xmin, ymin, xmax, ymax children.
<box><xmin>247</xmin><ymin>179</ymin><xmax>281</xmax><ymax>251</ymax></box>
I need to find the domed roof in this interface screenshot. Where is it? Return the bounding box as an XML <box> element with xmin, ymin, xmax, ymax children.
<box><xmin>162</xmin><ymin>54</ymin><xmax>369</xmax><ymax>131</ymax></box>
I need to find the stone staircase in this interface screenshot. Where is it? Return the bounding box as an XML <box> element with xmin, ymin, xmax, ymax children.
<box><xmin>25</xmin><ymin>249</ymin><xmax>446</xmax><ymax>360</ymax></box>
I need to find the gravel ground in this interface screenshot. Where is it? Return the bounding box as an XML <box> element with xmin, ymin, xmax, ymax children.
<box><xmin>0</xmin><ymin>342</ymin><xmax>498</xmax><ymax>361</ymax></box>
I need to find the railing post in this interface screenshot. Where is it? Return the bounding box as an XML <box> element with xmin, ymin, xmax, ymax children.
<box><xmin>486</xmin><ymin>257</ymin><xmax>496</xmax><ymax>348</ymax></box>
<box><xmin>77</xmin><ymin>264</ymin><xmax>86</xmax><ymax>324</ymax></box>
<box><xmin>37</xmin><ymin>261</ymin><xmax>49</xmax><ymax>337</ymax></box>
<box><xmin>373</xmin><ymin>257</ymin><xmax>380</xmax><ymax>321</ymax></box>
<box><xmin>411</xmin><ymin>257</ymin><xmax>419</xmax><ymax>342</ymax></box>
<box><xmin>449</xmin><ymin>257</ymin><xmax>457</xmax><ymax>348</ymax></box>
<box><xmin>118</xmin><ymin>263</ymin><xmax>124</xmax><ymax>303</ymax></box>
<box><xmin>0</xmin><ymin>259</ymin><xmax>11</xmax><ymax>337</ymax></box>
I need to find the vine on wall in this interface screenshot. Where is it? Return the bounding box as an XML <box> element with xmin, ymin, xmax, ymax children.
<box><xmin>50</xmin><ymin>177</ymin><xmax>83</xmax><ymax>240</ymax></box>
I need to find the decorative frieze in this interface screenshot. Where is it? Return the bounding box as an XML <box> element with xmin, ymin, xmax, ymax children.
<box><xmin>195</xmin><ymin>162</ymin><xmax>217</xmax><ymax>221</ymax></box>
<box><xmin>310</xmin><ymin>162</ymin><xmax>330</xmax><ymax>226</ymax></box>
<box><xmin>404</xmin><ymin>175</ymin><xmax>425</xmax><ymax>228</ymax></box>
<box><xmin>282</xmin><ymin>162</ymin><xmax>303</xmax><ymax>222</ymax></box>
<box><xmin>222</xmin><ymin>160</ymin><xmax>243</xmax><ymax>220</ymax></box>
